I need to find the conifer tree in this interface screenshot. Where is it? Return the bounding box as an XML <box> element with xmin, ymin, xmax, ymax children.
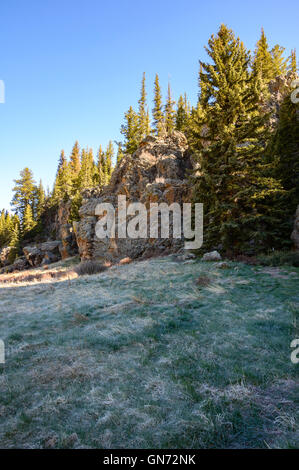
<box><xmin>69</xmin><ymin>141</ymin><xmax>81</xmax><ymax>177</ymax></box>
<box><xmin>189</xmin><ymin>24</ymin><xmax>283</xmax><ymax>252</ymax></box>
<box><xmin>289</xmin><ymin>49</ymin><xmax>298</xmax><ymax>73</ymax></box>
<box><xmin>0</xmin><ymin>210</ymin><xmax>13</xmax><ymax>247</ymax></box>
<box><xmin>23</xmin><ymin>204</ymin><xmax>35</xmax><ymax>234</ymax></box>
<box><xmin>11</xmin><ymin>168</ymin><xmax>36</xmax><ymax>222</ymax></box>
<box><xmin>35</xmin><ymin>179</ymin><xmax>45</xmax><ymax>219</ymax></box>
<box><xmin>252</xmin><ymin>28</ymin><xmax>275</xmax><ymax>82</ymax></box>
<box><xmin>138</xmin><ymin>72</ymin><xmax>148</xmax><ymax>140</ymax></box>
<box><xmin>105</xmin><ymin>141</ymin><xmax>114</xmax><ymax>177</ymax></box>
<box><xmin>266</xmin><ymin>93</ymin><xmax>299</xmax><ymax>245</ymax></box>
<box><xmin>152</xmin><ymin>74</ymin><xmax>164</xmax><ymax>136</ymax></box>
<box><xmin>145</xmin><ymin>108</ymin><xmax>151</xmax><ymax>135</ymax></box>
<box><xmin>165</xmin><ymin>83</ymin><xmax>176</xmax><ymax>134</ymax></box>
<box><xmin>116</xmin><ymin>142</ymin><xmax>124</xmax><ymax>165</ymax></box>
<box><xmin>8</xmin><ymin>218</ymin><xmax>20</xmax><ymax>263</ymax></box>
<box><xmin>53</xmin><ymin>150</ymin><xmax>72</xmax><ymax>201</ymax></box>
<box><xmin>121</xmin><ymin>106</ymin><xmax>140</xmax><ymax>154</ymax></box>
<box><xmin>78</xmin><ymin>148</ymin><xmax>95</xmax><ymax>190</ymax></box>
<box><xmin>96</xmin><ymin>145</ymin><xmax>105</xmax><ymax>186</ymax></box>
<box><xmin>175</xmin><ymin>94</ymin><xmax>189</xmax><ymax>131</ymax></box>
<box><xmin>271</xmin><ymin>44</ymin><xmax>287</xmax><ymax>76</ymax></box>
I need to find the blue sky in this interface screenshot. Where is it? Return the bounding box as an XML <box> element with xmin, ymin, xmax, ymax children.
<box><xmin>0</xmin><ymin>0</ymin><xmax>298</xmax><ymax>210</ymax></box>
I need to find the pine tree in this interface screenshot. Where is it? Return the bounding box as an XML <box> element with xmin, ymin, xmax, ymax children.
<box><xmin>11</xmin><ymin>168</ymin><xmax>36</xmax><ymax>222</ymax></box>
<box><xmin>116</xmin><ymin>142</ymin><xmax>124</xmax><ymax>165</ymax></box>
<box><xmin>69</xmin><ymin>141</ymin><xmax>81</xmax><ymax>177</ymax></box>
<box><xmin>289</xmin><ymin>49</ymin><xmax>298</xmax><ymax>73</ymax></box>
<box><xmin>138</xmin><ymin>72</ymin><xmax>149</xmax><ymax>140</ymax></box>
<box><xmin>96</xmin><ymin>145</ymin><xmax>105</xmax><ymax>186</ymax></box>
<box><xmin>252</xmin><ymin>28</ymin><xmax>275</xmax><ymax>82</ymax></box>
<box><xmin>145</xmin><ymin>108</ymin><xmax>151</xmax><ymax>135</ymax></box>
<box><xmin>0</xmin><ymin>210</ymin><xmax>13</xmax><ymax>247</ymax></box>
<box><xmin>8</xmin><ymin>218</ymin><xmax>20</xmax><ymax>263</ymax></box>
<box><xmin>53</xmin><ymin>150</ymin><xmax>72</xmax><ymax>201</ymax></box>
<box><xmin>23</xmin><ymin>204</ymin><xmax>35</xmax><ymax>234</ymax></box>
<box><xmin>105</xmin><ymin>141</ymin><xmax>114</xmax><ymax>177</ymax></box>
<box><xmin>175</xmin><ymin>94</ymin><xmax>189</xmax><ymax>131</ymax></box>
<box><xmin>165</xmin><ymin>82</ymin><xmax>176</xmax><ymax>134</ymax></box>
<box><xmin>35</xmin><ymin>179</ymin><xmax>45</xmax><ymax>219</ymax></box>
<box><xmin>121</xmin><ymin>106</ymin><xmax>140</xmax><ymax>154</ymax></box>
<box><xmin>189</xmin><ymin>24</ymin><xmax>283</xmax><ymax>253</ymax></box>
<box><xmin>152</xmin><ymin>74</ymin><xmax>164</xmax><ymax>136</ymax></box>
<box><xmin>78</xmin><ymin>148</ymin><xmax>95</xmax><ymax>190</ymax></box>
<box><xmin>265</xmin><ymin>93</ymin><xmax>299</xmax><ymax>246</ymax></box>
<box><xmin>271</xmin><ymin>44</ymin><xmax>287</xmax><ymax>76</ymax></box>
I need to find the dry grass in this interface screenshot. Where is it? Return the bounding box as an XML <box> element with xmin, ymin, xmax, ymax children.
<box><xmin>0</xmin><ymin>256</ymin><xmax>298</xmax><ymax>449</ymax></box>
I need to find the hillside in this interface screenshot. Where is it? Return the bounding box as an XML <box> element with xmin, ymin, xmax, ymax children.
<box><xmin>0</xmin><ymin>256</ymin><xmax>298</xmax><ymax>448</ymax></box>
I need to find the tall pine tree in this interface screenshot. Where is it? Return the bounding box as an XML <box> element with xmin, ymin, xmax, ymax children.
<box><xmin>190</xmin><ymin>24</ymin><xmax>283</xmax><ymax>253</ymax></box>
<box><xmin>152</xmin><ymin>74</ymin><xmax>164</xmax><ymax>136</ymax></box>
<box><xmin>165</xmin><ymin>82</ymin><xmax>176</xmax><ymax>134</ymax></box>
<box><xmin>121</xmin><ymin>106</ymin><xmax>139</xmax><ymax>154</ymax></box>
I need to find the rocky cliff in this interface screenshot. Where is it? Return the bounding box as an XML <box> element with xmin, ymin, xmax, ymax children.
<box><xmin>74</xmin><ymin>131</ymin><xmax>193</xmax><ymax>262</ymax></box>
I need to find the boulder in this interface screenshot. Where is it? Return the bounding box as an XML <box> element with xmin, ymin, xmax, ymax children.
<box><xmin>23</xmin><ymin>240</ymin><xmax>62</xmax><ymax>267</ymax></box>
<box><xmin>41</xmin><ymin>251</ymin><xmax>59</xmax><ymax>266</ymax></box>
<box><xmin>12</xmin><ymin>256</ymin><xmax>29</xmax><ymax>271</ymax></box>
<box><xmin>23</xmin><ymin>246</ymin><xmax>44</xmax><ymax>267</ymax></box>
<box><xmin>202</xmin><ymin>251</ymin><xmax>222</xmax><ymax>261</ymax></box>
<box><xmin>0</xmin><ymin>246</ymin><xmax>12</xmax><ymax>267</ymax></box>
<box><xmin>59</xmin><ymin>224</ymin><xmax>78</xmax><ymax>259</ymax></box>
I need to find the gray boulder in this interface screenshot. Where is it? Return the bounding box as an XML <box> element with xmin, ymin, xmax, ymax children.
<box><xmin>202</xmin><ymin>251</ymin><xmax>222</xmax><ymax>261</ymax></box>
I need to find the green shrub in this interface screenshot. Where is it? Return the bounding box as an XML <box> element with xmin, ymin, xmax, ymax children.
<box><xmin>257</xmin><ymin>251</ymin><xmax>299</xmax><ymax>267</ymax></box>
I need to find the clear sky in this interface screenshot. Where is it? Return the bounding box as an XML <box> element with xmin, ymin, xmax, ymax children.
<box><xmin>0</xmin><ymin>0</ymin><xmax>298</xmax><ymax>211</ymax></box>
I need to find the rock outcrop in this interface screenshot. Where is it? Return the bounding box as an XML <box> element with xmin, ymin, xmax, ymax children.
<box><xmin>0</xmin><ymin>246</ymin><xmax>12</xmax><ymax>267</ymax></box>
<box><xmin>265</xmin><ymin>72</ymin><xmax>298</xmax><ymax>127</ymax></box>
<box><xmin>23</xmin><ymin>240</ymin><xmax>61</xmax><ymax>267</ymax></box>
<box><xmin>75</xmin><ymin>132</ymin><xmax>193</xmax><ymax>262</ymax></box>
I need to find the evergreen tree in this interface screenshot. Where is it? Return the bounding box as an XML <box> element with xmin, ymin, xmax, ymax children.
<box><xmin>145</xmin><ymin>108</ymin><xmax>151</xmax><ymax>135</ymax></box>
<box><xmin>175</xmin><ymin>94</ymin><xmax>189</xmax><ymax>131</ymax></box>
<box><xmin>35</xmin><ymin>179</ymin><xmax>45</xmax><ymax>219</ymax></box>
<box><xmin>11</xmin><ymin>168</ymin><xmax>36</xmax><ymax>222</ymax></box>
<box><xmin>78</xmin><ymin>148</ymin><xmax>95</xmax><ymax>190</ymax></box>
<box><xmin>96</xmin><ymin>145</ymin><xmax>105</xmax><ymax>186</ymax></box>
<box><xmin>0</xmin><ymin>210</ymin><xmax>13</xmax><ymax>247</ymax></box>
<box><xmin>69</xmin><ymin>141</ymin><xmax>81</xmax><ymax>177</ymax></box>
<box><xmin>289</xmin><ymin>49</ymin><xmax>298</xmax><ymax>73</ymax></box>
<box><xmin>152</xmin><ymin>74</ymin><xmax>164</xmax><ymax>136</ymax></box>
<box><xmin>23</xmin><ymin>204</ymin><xmax>35</xmax><ymax>234</ymax></box>
<box><xmin>265</xmin><ymin>93</ymin><xmax>299</xmax><ymax>246</ymax></box>
<box><xmin>105</xmin><ymin>141</ymin><xmax>114</xmax><ymax>177</ymax></box>
<box><xmin>116</xmin><ymin>142</ymin><xmax>124</xmax><ymax>165</ymax></box>
<box><xmin>189</xmin><ymin>24</ymin><xmax>283</xmax><ymax>253</ymax></box>
<box><xmin>271</xmin><ymin>44</ymin><xmax>287</xmax><ymax>76</ymax></box>
<box><xmin>252</xmin><ymin>28</ymin><xmax>275</xmax><ymax>82</ymax></box>
<box><xmin>138</xmin><ymin>72</ymin><xmax>149</xmax><ymax>140</ymax></box>
<box><xmin>53</xmin><ymin>150</ymin><xmax>72</xmax><ymax>201</ymax></box>
<box><xmin>121</xmin><ymin>106</ymin><xmax>139</xmax><ymax>154</ymax></box>
<box><xmin>8</xmin><ymin>218</ymin><xmax>20</xmax><ymax>263</ymax></box>
<box><xmin>165</xmin><ymin>82</ymin><xmax>176</xmax><ymax>134</ymax></box>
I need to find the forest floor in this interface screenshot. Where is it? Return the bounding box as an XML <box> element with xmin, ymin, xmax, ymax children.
<box><xmin>0</xmin><ymin>256</ymin><xmax>298</xmax><ymax>448</ymax></box>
